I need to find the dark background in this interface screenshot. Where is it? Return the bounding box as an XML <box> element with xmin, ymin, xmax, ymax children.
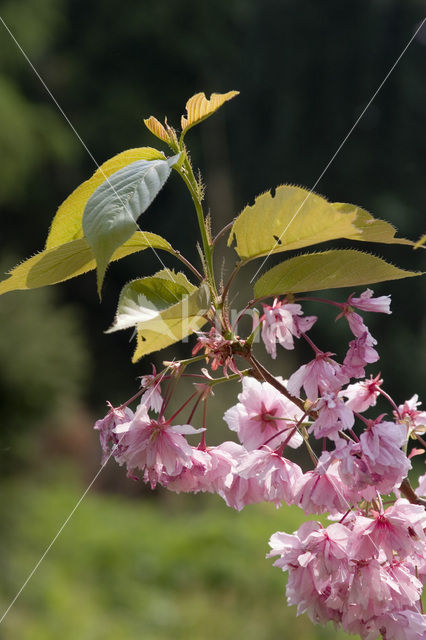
<box><xmin>0</xmin><ymin>1</ymin><xmax>425</xmax><ymax>636</ymax></box>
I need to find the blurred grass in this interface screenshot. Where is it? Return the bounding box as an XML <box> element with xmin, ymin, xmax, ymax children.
<box><xmin>0</xmin><ymin>467</ymin><xmax>352</xmax><ymax>640</ymax></box>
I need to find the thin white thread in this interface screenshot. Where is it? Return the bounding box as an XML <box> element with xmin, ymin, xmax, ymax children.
<box><xmin>0</xmin><ymin>15</ymin><xmax>178</xmax><ymax>292</ymax></box>
<box><xmin>250</xmin><ymin>17</ymin><xmax>426</xmax><ymax>285</ymax></box>
<box><xmin>0</xmin><ymin>372</ymin><xmax>167</xmax><ymax>625</ymax></box>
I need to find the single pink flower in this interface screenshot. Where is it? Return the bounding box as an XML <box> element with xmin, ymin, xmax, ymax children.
<box><xmin>343</xmin><ymin>332</ymin><xmax>379</xmax><ymax>379</ymax></box>
<box><xmin>349</xmin><ymin>500</ymin><xmax>426</xmax><ymax>562</ymax></box>
<box><xmin>287</xmin><ymin>351</ymin><xmax>349</xmax><ymax>401</ymax></box>
<box><xmin>164</xmin><ymin>448</ymin><xmax>212</xmax><ymax>493</ymax></box>
<box><xmin>261</xmin><ymin>298</ymin><xmax>317</xmax><ymax>358</ymax></box>
<box><xmin>218</xmin><ymin>441</ymin><xmax>265</xmax><ymax>511</ymax></box>
<box><xmin>335</xmin><ymin>421</ymin><xmax>411</xmax><ymax>499</ymax></box>
<box><xmin>294</xmin><ymin>453</ymin><xmax>350</xmax><ymax>515</ymax></box>
<box><xmin>94</xmin><ymin>402</ymin><xmax>134</xmax><ymax>464</ymax></box>
<box><xmin>237</xmin><ymin>447</ymin><xmax>303</xmax><ymax>506</ymax></box>
<box><xmin>310</xmin><ymin>391</ymin><xmax>354</xmax><ymax>439</ymax></box>
<box><xmin>396</xmin><ymin>394</ymin><xmax>426</xmax><ymax>435</ymax></box>
<box><xmin>348</xmin><ymin>288</ymin><xmax>391</xmax><ymax>314</ymax></box>
<box><xmin>140</xmin><ymin>368</ymin><xmax>163</xmax><ymax>413</ymax></box>
<box><xmin>223</xmin><ymin>377</ymin><xmax>303</xmax><ymax>450</ymax></box>
<box><xmin>341</xmin><ymin>374</ymin><xmax>383</xmax><ymax>413</ymax></box>
<box><xmin>113</xmin><ymin>403</ymin><xmax>204</xmax><ymax>479</ymax></box>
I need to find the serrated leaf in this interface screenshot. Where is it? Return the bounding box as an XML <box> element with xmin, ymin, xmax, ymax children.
<box><xmin>82</xmin><ymin>154</ymin><xmax>180</xmax><ymax>295</ymax></box>
<box><xmin>143</xmin><ymin>116</ymin><xmax>172</xmax><ymax>144</ymax></box>
<box><xmin>414</xmin><ymin>233</ymin><xmax>426</xmax><ymax>249</ymax></box>
<box><xmin>331</xmin><ymin>202</ymin><xmax>415</xmax><ymax>246</ymax></box>
<box><xmin>0</xmin><ymin>231</ymin><xmax>173</xmax><ymax>296</ymax></box>
<box><xmin>180</xmin><ymin>91</ymin><xmax>239</xmax><ymax>135</ymax></box>
<box><xmin>253</xmin><ymin>249</ymin><xmax>422</xmax><ymax>298</ymax></box>
<box><xmin>45</xmin><ymin>147</ymin><xmax>165</xmax><ymax>250</ymax></box>
<box><xmin>228</xmin><ymin>185</ymin><xmax>359</xmax><ymax>261</ymax></box>
<box><xmin>106</xmin><ymin>270</ymin><xmax>210</xmax><ymax>362</ymax></box>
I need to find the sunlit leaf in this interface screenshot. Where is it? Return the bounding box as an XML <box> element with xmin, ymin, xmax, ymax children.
<box><xmin>253</xmin><ymin>249</ymin><xmax>422</xmax><ymax>298</ymax></box>
<box><xmin>414</xmin><ymin>233</ymin><xmax>426</xmax><ymax>249</ymax></box>
<box><xmin>228</xmin><ymin>185</ymin><xmax>359</xmax><ymax>261</ymax></box>
<box><xmin>0</xmin><ymin>231</ymin><xmax>173</xmax><ymax>295</ymax></box>
<box><xmin>45</xmin><ymin>147</ymin><xmax>165</xmax><ymax>249</ymax></box>
<box><xmin>82</xmin><ymin>154</ymin><xmax>180</xmax><ymax>296</ymax></box>
<box><xmin>106</xmin><ymin>270</ymin><xmax>210</xmax><ymax>362</ymax></box>
<box><xmin>143</xmin><ymin>116</ymin><xmax>172</xmax><ymax>144</ymax></box>
<box><xmin>181</xmin><ymin>91</ymin><xmax>239</xmax><ymax>135</ymax></box>
<box><xmin>331</xmin><ymin>202</ymin><xmax>415</xmax><ymax>246</ymax></box>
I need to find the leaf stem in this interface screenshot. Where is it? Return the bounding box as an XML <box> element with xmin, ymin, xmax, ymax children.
<box><xmin>212</xmin><ymin>221</ymin><xmax>234</xmax><ymax>247</ymax></box>
<box><xmin>175</xmin><ymin>154</ymin><xmax>217</xmax><ymax>296</ymax></box>
<box><xmin>221</xmin><ymin>261</ymin><xmax>243</xmax><ymax>304</ymax></box>
<box><xmin>171</xmin><ymin>250</ymin><xmax>203</xmax><ymax>281</ymax></box>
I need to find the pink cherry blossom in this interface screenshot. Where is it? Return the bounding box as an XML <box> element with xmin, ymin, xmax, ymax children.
<box><xmin>348</xmin><ymin>500</ymin><xmax>426</xmax><ymax>562</ymax></box>
<box><xmin>294</xmin><ymin>453</ymin><xmax>350</xmax><ymax>515</ymax></box>
<box><xmin>341</xmin><ymin>374</ymin><xmax>383</xmax><ymax>413</ymax></box>
<box><xmin>192</xmin><ymin>327</ymin><xmax>239</xmax><ymax>376</ymax></box>
<box><xmin>94</xmin><ymin>402</ymin><xmax>134</xmax><ymax>464</ymax></box>
<box><xmin>268</xmin><ymin>521</ymin><xmax>350</xmax><ymax>626</ymax></box>
<box><xmin>113</xmin><ymin>403</ymin><xmax>204</xmax><ymax>479</ymax></box>
<box><xmin>223</xmin><ymin>377</ymin><xmax>303</xmax><ymax>450</ymax></box>
<box><xmin>349</xmin><ymin>288</ymin><xmax>392</xmax><ymax>314</ymax></box>
<box><xmin>217</xmin><ymin>441</ymin><xmax>265</xmax><ymax>510</ymax></box>
<box><xmin>287</xmin><ymin>351</ymin><xmax>349</xmax><ymax>401</ymax></box>
<box><xmin>335</xmin><ymin>421</ymin><xmax>411</xmax><ymax>499</ymax></box>
<box><xmin>310</xmin><ymin>391</ymin><xmax>354</xmax><ymax>439</ymax></box>
<box><xmin>415</xmin><ymin>471</ymin><xmax>426</xmax><ymax>497</ymax></box>
<box><xmin>342</xmin><ymin>332</ymin><xmax>379</xmax><ymax>379</ymax></box>
<box><xmin>163</xmin><ymin>448</ymin><xmax>212</xmax><ymax>493</ymax></box>
<box><xmin>139</xmin><ymin>369</ymin><xmax>163</xmax><ymax>413</ymax></box>
<box><xmin>261</xmin><ymin>298</ymin><xmax>317</xmax><ymax>358</ymax></box>
<box><xmin>237</xmin><ymin>447</ymin><xmax>303</xmax><ymax>506</ymax></box>
<box><xmin>396</xmin><ymin>394</ymin><xmax>426</xmax><ymax>435</ymax></box>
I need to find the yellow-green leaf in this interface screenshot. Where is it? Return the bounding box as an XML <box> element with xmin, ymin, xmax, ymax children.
<box><xmin>228</xmin><ymin>185</ymin><xmax>359</xmax><ymax>261</ymax></box>
<box><xmin>0</xmin><ymin>231</ymin><xmax>173</xmax><ymax>296</ymax></box>
<box><xmin>143</xmin><ymin>116</ymin><xmax>172</xmax><ymax>144</ymax></box>
<box><xmin>119</xmin><ymin>271</ymin><xmax>210</xmax><ymax>362</ymax></box>
<box><xmin>414</xmin><ymin>233</ymin><xmax>426</xmax><ymax>249</ymax></box>
<box><xmin>253</xmin><ymin>249</ymin><xmax>422</xmax><ymax>298</ymax></box>
<box><xmin>180</xmin><ymin>91</ymin><xmax>239</xmax><ymax>135</ymax></box>
<box><xmin>331</xmin><ymin>202</ymin><xmax>415</xmax><ymax>246</ymax></box>
<box><xmin>45</xmin><ymin>147</ymin><xmax>165</xmax><ymax>250</ymax></box>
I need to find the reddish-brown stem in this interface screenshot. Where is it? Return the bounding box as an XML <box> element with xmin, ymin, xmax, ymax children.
<box><xmin>295</xmin><ymin>296</ymin><xmax>344</xmax><ymax>309</ymax></box>
<box><xmin>186</xmin><ymin>392</ymin><xmax>203</xmax><ymax>425</ymax></box>
<box><xmin>212</xmin><ymin>221</ymin><xmax>234</xmax><ymax>247</ymax></box>
<box><xmin>166</xmin><ymin>391</ymin><xmax>198</xmax><ymax>424</ymax></box>
<box><xmin>245</xmin><ymin>354</ymin><xmax>318</xmax><ymax>419</ymax></box>
<box><xmin>172</xmin><ymin>250</ymin><xmax>204</xmax><ymax>282</ymax></box>
<box><xmin>378</xmin><ymin>387</ymin><xmax>401</xmax><ymax>419</ymax></box>
<box><xmin>399</xmin><ymin>478</ymin><xmax>426</xmax><ymax>507</ymax></box>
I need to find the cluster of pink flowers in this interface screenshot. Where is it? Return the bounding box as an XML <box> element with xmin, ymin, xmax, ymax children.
<box><xmin>94</xmin><ymin>288</ymin><xmax>426</xmax><ymax>640</ymax></box>
<box><xmin>268</xmin><ymin>502</ymin><xmax>426</xmax><ymax>640</ymax></box>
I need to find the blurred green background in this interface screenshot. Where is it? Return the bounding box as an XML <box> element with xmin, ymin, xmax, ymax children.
<box><xmin>0</xmin><ymin>0</ymin><xmax>425</xmax><ymax>637</ymax></box>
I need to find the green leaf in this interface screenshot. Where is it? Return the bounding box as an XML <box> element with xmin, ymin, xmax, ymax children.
<box><xmin>253</xmin><ymin>249</ymin><xmax>422</xmax><ymax>298</ymax></box>
<box><xmin>45</xmin><ymin>147</ymin><xmax>166</xmax><ymax>250</ymax></box>
<box><xmin>414</xmin><ymin>233</ymin><xmax>426</xmax><ymax>249</ymax></box>
<box><xmin>228</xmin><ymin>185</ymin><xmax>359</xmax><ymax>261</ymax></box>
<box><xmin>106</xmin><ymin>270</ymin><xmax>210</xmax><ymax>362</ymax></box>
<box><xmin>0</xmin><ymin>231</ymin><xmax>173</xmax><ymax>296</ymax></box>
<box><xmin>82</xmin><ymin>154</ymin><xmax>180</xmax><ymax>295</ymax></box>
<box><xmin>331</xmin><ymin>202</ymin><xmax>416</xmax><ymax>246</ymax></box>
